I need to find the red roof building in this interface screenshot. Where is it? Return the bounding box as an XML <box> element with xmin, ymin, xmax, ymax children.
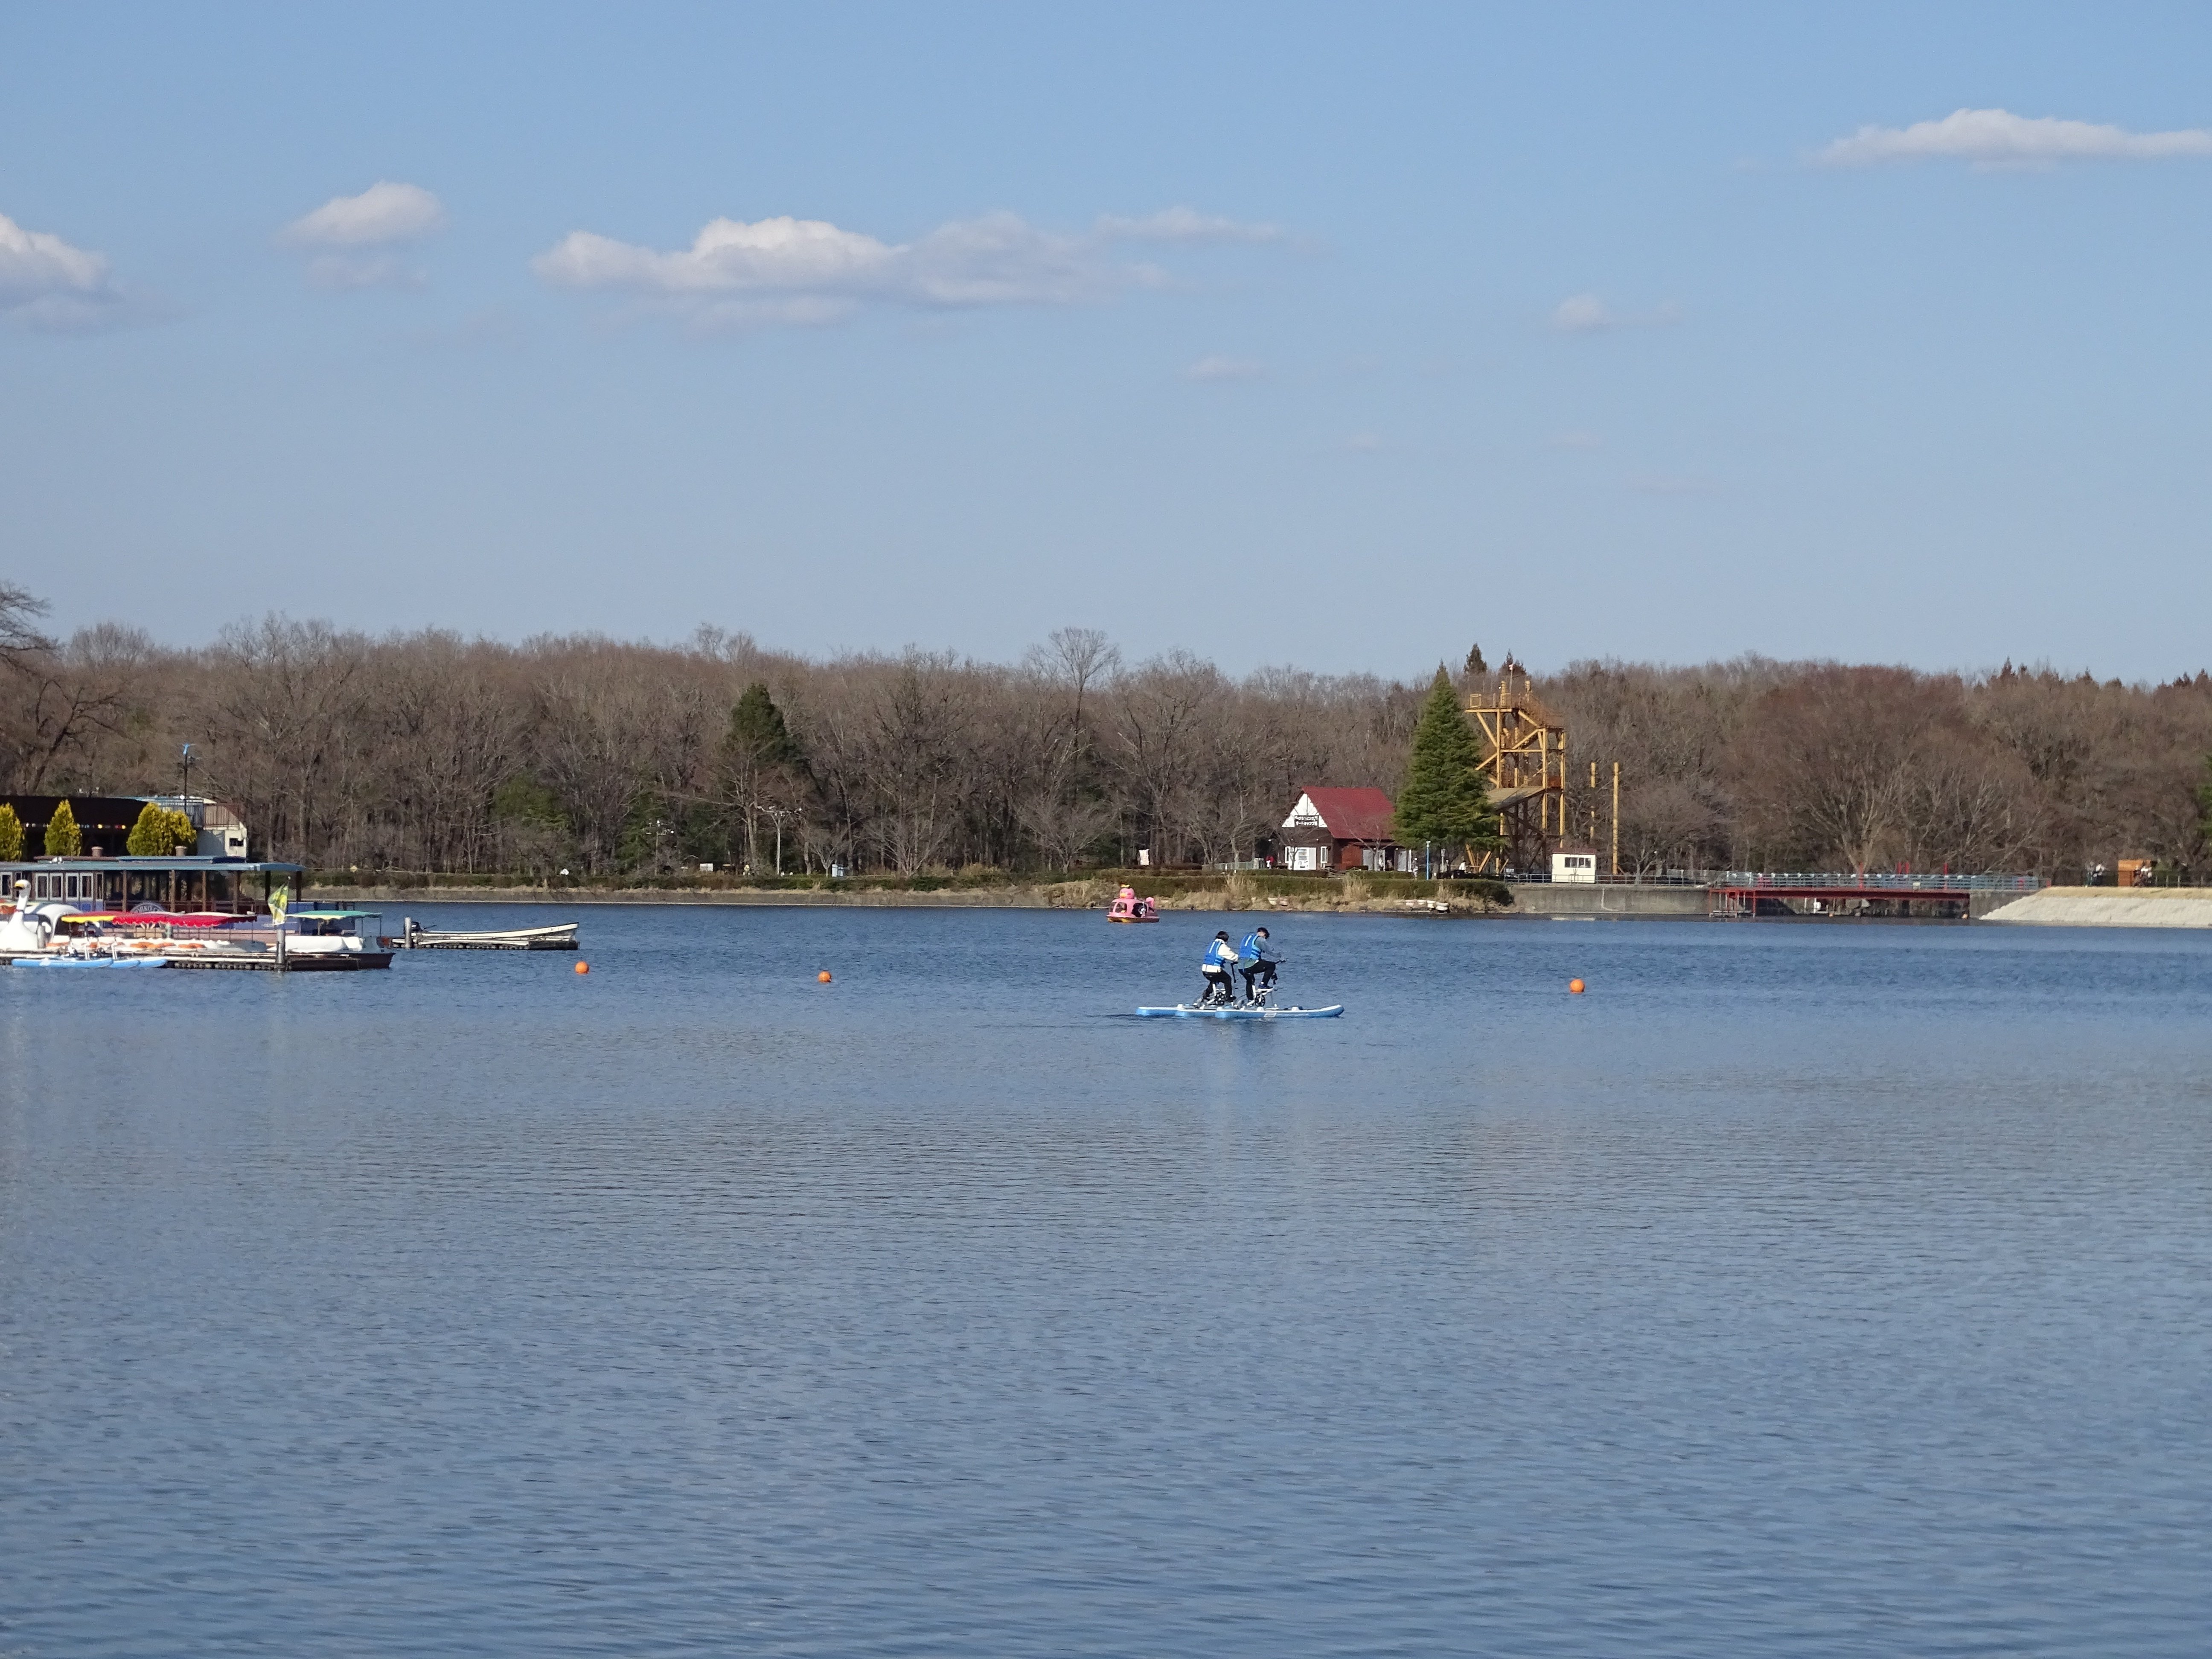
<box><xmin>1273</xmin><ymin>786</ymin><xmax>1413</xmax><ymax>872</ymax></box>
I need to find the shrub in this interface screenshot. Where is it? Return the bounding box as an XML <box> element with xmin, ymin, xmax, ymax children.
<box><xmin>126</xmin><ymin>803</ymin><xmax>197</xmax><ymax>856</ymax></box>
<box><xmin>42</xmin><ymin>799</ymin><xmax>81</xmax><ymax>858</ymax></box>
<box><xmin>0</xmin><ymin>804</ymin><xmax>20</xmax><ymax>862</ymax></box>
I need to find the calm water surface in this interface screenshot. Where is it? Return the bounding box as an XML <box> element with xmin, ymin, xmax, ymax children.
<box><xmin>4</xmin><ymin>907</ymin><xmax>2211</xmax><ymax>1657</ymax></box>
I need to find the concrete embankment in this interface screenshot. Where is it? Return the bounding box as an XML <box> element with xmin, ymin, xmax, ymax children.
<box><xmin>1980</xmin><ymin>887</ymin><xmax>2212</xmax><ymax>928</ymax></box>
<box><xmin>1504</xmin><ymin>883</ymin><xmax>1707</xmax><ymax>918</ymax></box>
<box><xmin>311</xmin><ymin>883</ymin><xmax>1085</xmax><ymax>909</ymax></box>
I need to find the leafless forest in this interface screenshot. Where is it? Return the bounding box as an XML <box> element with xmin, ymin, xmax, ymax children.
<box><xmin>3</xmin><ymin>584</ymin><xmax>2208</xmax><ymax>879</ymax></box>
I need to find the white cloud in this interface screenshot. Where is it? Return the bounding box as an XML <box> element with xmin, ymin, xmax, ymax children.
<box><xmin>533</xmin><ymin>206</ymin><xmax>1278</xmax><ymax>329</ymax></box>
<box><xmin>0</xmin><ymin>211</ymin><xmax>130</xmax><ymax>331</ymax></box>
<box><xmin>1094</xmin><ymin>207</ymin><xmax>1281</xmax><ymax>244</ymax></box>
<box><xmin>1551</xmin><ymin>294</ymin><xmax>1615</xmax><ymax>333</ymax></box>
<box><xmin>280</xmin><ymin>181</ymin><xmax>447</xmax><ymax>247</ymax></box>
<box><xmin>1550</xmin><ymin>294</ymin><xmax>1678</xmax><ymax>335</ymax></box>
<box><xmin>1816</xmin><ymin>108</ymin><xmax>2212</xmax><ymax>169</ymax></box>
<box><xmin>1184</xmin><ymin>354</ymin><xmax>1266</xmax><ymax>382</ymax></box>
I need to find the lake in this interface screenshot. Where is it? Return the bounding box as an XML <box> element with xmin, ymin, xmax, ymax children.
<box><xmin>4</xmin><ymin>905</ymin><xmax>2211</xmax><ymax>1656</ymax></box>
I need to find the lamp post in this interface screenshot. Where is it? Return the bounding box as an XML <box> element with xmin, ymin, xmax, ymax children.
<box><xmin>765</xmin><ymin>807</ymin><xmax>789</xmax><ymax>876</ymax></box>
<box><xmin>179</xmin><ymin>744</ymin><xmax>193</xmax><ymax>805</ymax></box>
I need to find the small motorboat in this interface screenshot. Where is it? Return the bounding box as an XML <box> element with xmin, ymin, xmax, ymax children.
<box><xmin>1107</xmin><ymin>885</ymin><xmax>1160</xmax><ymax>924</ymax></box>
<box><xmin>401</xmin><ymin>918</ymin><xmax>579</xmax><ymax>950</ymax></box>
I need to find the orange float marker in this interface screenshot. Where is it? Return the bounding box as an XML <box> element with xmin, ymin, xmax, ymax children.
<box><xmin>575</xmin><ymin>961</ymin><xmax>590</xmax><ymax>975</ymax></box>
<box><xmin>818</xmin><ymin>970</ymin><xmax>833</xmax><ymax>983</ymax></box>
<box><xmin>1568</xmin><ymin>978</ymin><xmax>1585</xmax><ymax>994</ymax></box>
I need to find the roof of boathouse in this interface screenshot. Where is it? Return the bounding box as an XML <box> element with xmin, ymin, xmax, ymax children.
<box><xmin>0</xmin><ymin>857</ymin><xmax>303</xmax><ymax>874</ymax></box>
<box><xmin>1280</xmin><ymin>786</ymin><xmax>1397</xmax><ymax>844</ymax></box>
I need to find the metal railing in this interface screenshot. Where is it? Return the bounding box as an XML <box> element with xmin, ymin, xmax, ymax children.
<box><xmin>1711</xmin><ymin>872</ymin><xmax>2045</xmax><ymax>892</ymax></box>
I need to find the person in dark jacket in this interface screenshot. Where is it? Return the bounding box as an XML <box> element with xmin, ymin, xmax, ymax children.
<box><xmin>1237</xmin><ymin>926</ymin><xmax>1278</xmax><ymax>1004</ymax></box>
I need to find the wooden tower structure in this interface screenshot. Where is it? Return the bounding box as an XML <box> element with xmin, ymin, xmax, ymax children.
<box><xmin>1462</xmin><ymin>658</ymin><xmax>1568</xmax><ymax>872</ymax></box>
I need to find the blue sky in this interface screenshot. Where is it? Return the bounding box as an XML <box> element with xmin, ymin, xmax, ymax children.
<box><xmin>4</xmin><ymin>3</ymin><xmax>2209</xmax><ymax>678</ymax></box>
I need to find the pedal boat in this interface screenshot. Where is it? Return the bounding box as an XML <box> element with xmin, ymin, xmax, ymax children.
<box><xmin>1107</xmin><ymin>886</ymin><xmax>1160</xmax><ymax>923</ymax></box>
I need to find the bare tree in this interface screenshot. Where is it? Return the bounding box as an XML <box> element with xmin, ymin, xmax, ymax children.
<box><xmin>3</xmin><ymin>578</ymin><xmax>2208</xmax><ymax>884</ymax></box>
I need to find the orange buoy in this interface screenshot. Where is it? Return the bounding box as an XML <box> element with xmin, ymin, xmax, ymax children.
<box><xmin>818</xmin><ymin>970</ymin><xmax>833</xmax><ymax>983</ymax></box>
<box><xmin>575</xmin><ymin>961</ymin><xmax>590</xmax><ymax>975</ymax></box>
<box><xmin>1568</xmin><ymin>978</ymin><xmax>1585</xmax><ymax>994</ymax></box>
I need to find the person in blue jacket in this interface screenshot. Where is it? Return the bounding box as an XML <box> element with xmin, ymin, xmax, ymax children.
<box><xmin>1199</xmin><ymin>931</ymin><xmax>1239</xmax><ymax>1006</ymax></box>
<box><xmin>1237</xmin><ymin>926</ymin><xmax>1279</xmax><ymax>1004</ymax></box>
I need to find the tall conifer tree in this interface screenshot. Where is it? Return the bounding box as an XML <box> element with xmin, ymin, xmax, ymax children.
<box><xmin>722</xmin><ymin>684</ymin><xmax>808</xmax><ymax>871</ymax></box>
<box><xmin>1394</xmin><ymin>668</ymin><xmax>1499</xmax><ymax>860</ymax></box>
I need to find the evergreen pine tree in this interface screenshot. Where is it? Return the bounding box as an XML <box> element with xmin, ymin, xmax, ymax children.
<box><xmin>0</xmin><ymin>803</ymin><xmax>21</xmax><ymax>862</ymax></box>
<box><xmin>726</xmin><ymin>683</ymin><xmax>803</xmax><ymax>768</ymax></box>
<box><xmin>42</xmin><ymin>798</ymin><xmax>81</xmax><ymax>858</ymax></box>
<box><xmin>1394</xmin><ymin>667</ymin><xmax>1499</xmax><ymax>859</ymax></box>
<box><xmin>722</xmin><ymin>684</ymin><xmax>808</xmax><ymax>872</ymax></box>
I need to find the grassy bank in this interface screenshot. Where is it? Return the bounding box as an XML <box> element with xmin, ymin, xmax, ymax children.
<box><xmin>304</xmin><ymin>868</ymin><xmax>1517</xmax><ymax>914</ymax></box>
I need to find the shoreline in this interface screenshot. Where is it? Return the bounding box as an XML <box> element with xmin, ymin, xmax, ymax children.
<box><xmin>303</xmin><ymin>877</ymin><xmax>1710</xmax><ymax>918</ymax></box>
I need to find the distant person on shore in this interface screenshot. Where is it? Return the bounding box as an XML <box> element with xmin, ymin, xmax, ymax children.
<box><xmin>1200</xmin><ymin>931</ymin><xmax>1238</xmax><ymax>1006</ymax></box>
<box><xmin>1238</xmin><ymin>926</ymin><xmax>1278</xmax><ymax>1004</ymax></box>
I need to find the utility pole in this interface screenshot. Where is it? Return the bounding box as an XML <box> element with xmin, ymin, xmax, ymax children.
<box><xmin>1612</xmin><ymin>761</ymin><xmax>1621</xmax><ymax>876</ymax></box>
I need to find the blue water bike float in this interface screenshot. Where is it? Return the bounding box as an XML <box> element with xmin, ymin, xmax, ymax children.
<box><xmin>1142</xmin><ymin>926</ymin><xmax>1337</xmax><ymax>1017</ymax></box>
<box><xmin>1135</xmin><ymin>1001</ymin><xmax>1343</xmax><ymax>1019</ymax></box>
<box><xmin>9</xmin><ymin>955</ymin><xmax>171</xmax><ymax>969</ymax></box>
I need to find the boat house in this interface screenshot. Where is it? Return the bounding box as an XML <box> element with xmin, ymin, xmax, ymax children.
<box><xmin>1273</xmin><ymin>786</ymin><xmax>1413</xmax><ymax>873</ymax></box>
<box><xmin>2</xmin><ymin>857</ymin><xmax>303</xmax><ymax>917</ymax></box>
<box><xmin>1</xmin><ymin>793</ymin><xmax>250</xmax><ymax>861</ymax></box>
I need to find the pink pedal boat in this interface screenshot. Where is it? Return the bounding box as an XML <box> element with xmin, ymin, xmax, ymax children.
<box><xmin>1107</xmin><ymin>885</ymin><xmax>1159</xmax><ymax>923</ymax></box>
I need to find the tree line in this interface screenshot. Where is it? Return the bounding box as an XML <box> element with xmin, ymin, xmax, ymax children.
<box><xmin>3</xmin><ymin>582</ymin><xmax>2208</xmax><ymax>879</ymax></box>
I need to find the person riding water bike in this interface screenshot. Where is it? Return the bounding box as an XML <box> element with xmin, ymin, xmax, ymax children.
<box><xmin>1237</xmin><ymin>926</ymin><xmax>1280</xmax><ymax>1005</ymax></box>
<box><xmin>1199</xmin><ymin>931</ymin><xmax>1240</xmax><ymax>1006</ymax></box>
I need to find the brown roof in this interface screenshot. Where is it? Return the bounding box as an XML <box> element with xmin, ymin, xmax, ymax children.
<box><xmin>1295</xmin><ymin>786</ymin><xmax>1397</xmax><ymax>844</ymax></box>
